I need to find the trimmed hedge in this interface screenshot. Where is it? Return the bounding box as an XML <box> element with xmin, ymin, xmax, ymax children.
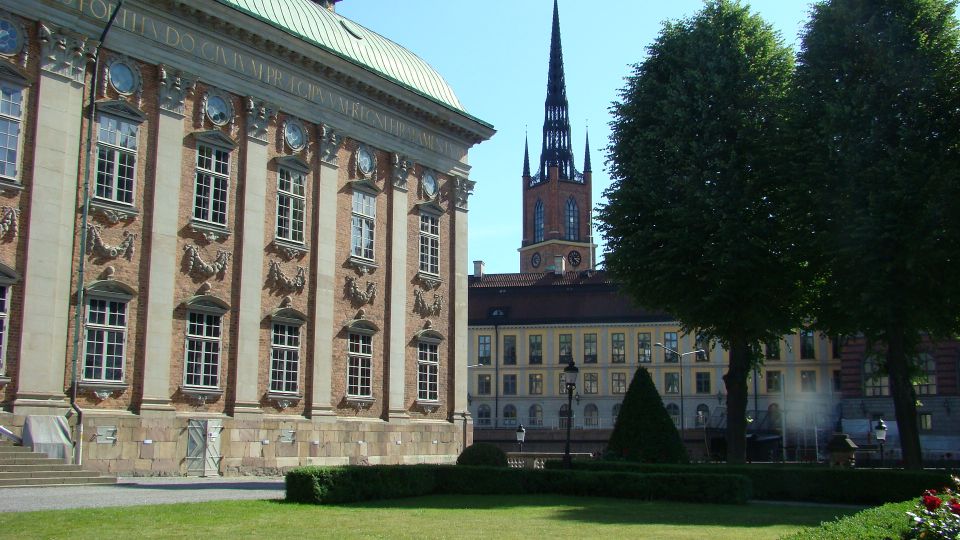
<box><xmin>544</xmin><ymin>460</ymin><xmax>956</xmax><ymax>505</ymax></box>
<box><xmin>780</xmin><ymin>500</ymin><xmax>914</xmax><ymax>540</ymax></box>
<box><xmin>285</xmin><ymin>464</ymin><xmax>751</xmax><ymax>505</ymax></box>
<box><xmin>456</xmin><ymin>443</ymin><xmax>508</xmax><ymax>467</ymax></box>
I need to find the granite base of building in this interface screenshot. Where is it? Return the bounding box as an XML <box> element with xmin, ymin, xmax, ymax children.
<box><xmin>0</xmin><ymin>411</ymin><xmax>471</xmax><ymax>476</ymax></box>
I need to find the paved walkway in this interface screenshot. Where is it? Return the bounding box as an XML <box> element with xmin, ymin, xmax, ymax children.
<box><xmin>0</xmin><ymin>476</ymin><xmax>285</xmax><ymax>513</ymax></box>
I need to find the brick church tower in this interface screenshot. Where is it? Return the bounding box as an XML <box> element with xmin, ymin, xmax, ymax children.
<box><xmin>519</xmin><ymin>0</ymin><xmax>596</xmax><ymax>273</ymax></box>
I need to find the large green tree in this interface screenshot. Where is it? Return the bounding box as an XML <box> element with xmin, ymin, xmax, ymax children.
<box><xmin>792</xmin><ymin>0</ymin><xmax>960</xmax><ymax>469</ymax></box>
<box><xmin>598</xmin><ymin>0</ymin><xmax>802</xmax><ymax>464</ymax></box>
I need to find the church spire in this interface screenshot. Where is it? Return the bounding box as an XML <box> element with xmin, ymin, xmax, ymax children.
<box><xmin>583</xmin><ymin>127</ymin><xmax>592</xmax><ymax>173</ymax></box>
<box><xmin>523</xmin><ymin>131</ymin><xmax>531</xmax><ymax>178</ymax></box>
<box><xmin>539</xmin><ymin>0</ymin><xmax>575</xmax><ymax>180</ymax></box>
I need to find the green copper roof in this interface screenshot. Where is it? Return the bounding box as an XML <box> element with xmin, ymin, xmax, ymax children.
<box><xmin>214</xmin><ymin>0</ymin><xmax>466</xmax><ymax>113</ymax></box>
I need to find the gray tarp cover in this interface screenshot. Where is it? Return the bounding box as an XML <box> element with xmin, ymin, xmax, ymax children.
<box><xmin>22</xmin><ymin>415</ymin><xmax>72</xmax><ymax>461</ymax></box>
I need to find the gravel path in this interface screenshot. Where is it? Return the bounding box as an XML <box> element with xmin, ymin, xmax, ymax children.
<box><xmin>0</xmin><ymin>477</ymin><xmax>285</xmax><ymax>513</ymax></box>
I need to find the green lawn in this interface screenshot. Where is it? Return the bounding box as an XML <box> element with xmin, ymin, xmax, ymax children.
<box><xmin>0</xmin><ymin>495</ymin><xmax>863</xmax><ymax>540</ymax></box>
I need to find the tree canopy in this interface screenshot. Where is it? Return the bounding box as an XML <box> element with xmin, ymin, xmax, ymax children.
<box><xmin>598</xmin><ymin>0</ymin><xmax>801</xmax><ymax>464</ymax></box>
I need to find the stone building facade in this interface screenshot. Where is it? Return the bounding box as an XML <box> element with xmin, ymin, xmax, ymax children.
<box><xmin>0</xmin><ymin>0</ymin><xmax>492</xmax><ymax>475</ymax></box>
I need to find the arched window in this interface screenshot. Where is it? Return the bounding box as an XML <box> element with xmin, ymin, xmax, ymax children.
<box><xmin>612</xmin><ymin>403</ymin><xmax>622</xmax><ymax>424</ymax></box>
<box><xmin>565</xmin><ymin>197</ymin><xmax>578</xmax><ymax>241</ymax></box>
<box><xmin>503</xmin><ymin>404</ymin><xmax>518</xmax><ymax>426</ymax></box>
<box><xmin>559</xmin><ymin>403</ymin><xmax>573</xmax><ymax>429</ymax></box>
<box><xmin>528</xmin><ymin>404</ymin><xmax>543</xmax><ymax>427</ymax></box>
<box><xmin>695</xmin><ymin>404</ymin><xmax>710</xmax><ymax>426</ymax></box>
<box><xmin>534</xmin><ymin>199</ymin><xmax>544</xmax><ymax>243</ymax></box>
<box><xmin>477</xmin><ymin>404</ymin><xmax>491</xmax><ymax>426</ymax></box>
<box><xmin>665</xmin><ymin>403</ymin><xmax>680</xmax><ymax>428</ymax></box>
<box><xmin>584</xmin><ymin>403</ymin><xmax>599</xmax><ymax>427</ymax></box>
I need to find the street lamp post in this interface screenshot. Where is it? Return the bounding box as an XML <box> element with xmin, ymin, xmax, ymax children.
<box><xmin>655</xmin><ymin>343</ymin><xmax>706</xmax><ymax>437</ymax></box>
<box><xmin>874</xmin><ymin>418</ymin><xmax>888</xmax><ymax>467</ymax></box>
<box><xmin>562</xmin><ymin>359</ymin><xmax>579</xmax><ymax>469</ymax></box>
<box><xmin>516</xmin><ymin>424</ymin><xmax>526</xmax><ymax>453</ymax></box>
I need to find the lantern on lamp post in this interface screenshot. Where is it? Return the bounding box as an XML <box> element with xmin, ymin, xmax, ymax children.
<box><xmin>516</xmin><ymin>423</ymin><xmax>526</xmax><ymax>453</ymax></box>
<box><xmin>874</xmin><ymin>418</ymin><xmax>887</xmax><ymax>467</ymax></box>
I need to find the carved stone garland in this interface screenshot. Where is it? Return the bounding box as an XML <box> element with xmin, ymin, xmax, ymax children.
<box><xmin>346</xmin><ymin>276</ymin><xmax>376</xmax><ymax>305</ymax></box>
<box><xmin>87</xmin><ymin>224</ymin><xmax>136</xmax><ymax>260</ymax></box>
<box><xmin>414</xmin><ymin>287</ymin><xmax>443</xmax><ymax>317</ymax></box>
<box><xmin>0</xmin><ymin>206</ymin><xmax>18</xmax><ymax>238</ymax></box>
<box><xmin>268</xmin><ymin>260</ymin><xmax>305</xmax><ymax>292</ymax></box>
<box><xmin>184</xmin><ymin>244</ymin><xmax>231</xmax><ymax>278</ymax></box>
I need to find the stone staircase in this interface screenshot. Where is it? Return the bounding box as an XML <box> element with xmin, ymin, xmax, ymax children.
<box><xmin>0</xmin><ymin>441</ymin><xmax>116</xmax><ymax>487</ymax></box>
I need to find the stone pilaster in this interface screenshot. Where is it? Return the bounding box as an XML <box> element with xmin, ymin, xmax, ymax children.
<box><xmin>13</xmin><ymin>26</ymin><xmax>90</xmax><ymax>413</ymax></box>
<box><xmin>451</xmin><ymin>176</ymin><xmax>475</xmax><ymax>418</ymax></box>
<box><xmin>310</xmin><ymin>126</ymin><xmax>341</xmax><ymax>417</ymax></box>
<box><xmin>387</xmin><ymin>154</ymin><xmax>411</xmax><ymax>419</ymax></box>
<box><xmin>140</xmin><ymin>67</ymin><xmax>194</xmax><ymax>414</ymax></box>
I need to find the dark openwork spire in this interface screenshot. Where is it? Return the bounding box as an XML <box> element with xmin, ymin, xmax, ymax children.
<box><xmin>523</xmin><ymin>131</ymin><xmax>531</xmax><ymax>177</ymax></box>
<box><xmin>539</xmin><ymin>0</ymin><xmax>575</xmax><ymax>180</ymax></box>
<box><xmin>583</xmin><ymin>127</ymin><xmax>592</xmax><ymax>173</ymax></box>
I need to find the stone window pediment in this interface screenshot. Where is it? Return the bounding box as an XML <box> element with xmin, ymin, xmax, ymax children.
<box><xmin>193</xmin><ymin>130</ymin><xmax>237</xmax><ymax>151</ymax></box>
<box><xmin>85</xmin><ymin>278</ymin><xmax>136</xmax><ymax>300</ymax></box>
<box><xmin>96</xmin><ymin>99</ymin><xmax>146</xmax><ymax>124</ymax></box>
<box><xmin>182</xmin><ymin>294</ymin><xmax>229</xmax><ymax>315</ymax></box>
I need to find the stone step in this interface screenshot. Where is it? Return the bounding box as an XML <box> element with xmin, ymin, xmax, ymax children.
<box><xmin>0</xmin><ymin>446</ymin><xmax>35</xmax><ymax>454</ymax></box>
<box><xmin>0</xmin><ymin>463</ymin><xmax>85</xmax><ymax>472</ymax></box>
<box><xmin>0</xmin><ymin>470</ymin><xmax>106</xmax><ymax>479</ymax></box>
<box><xmin>0</xmin><ymin>476</ymin><xmax>116</xmax><ymax>488</ymax></box>
<box><xmin>0</xmin><ymin>457</ymin><xmax>70</xmax><ymax>466</ymax></box>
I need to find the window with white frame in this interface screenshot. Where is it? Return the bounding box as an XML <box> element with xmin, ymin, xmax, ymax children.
<box><xmin>184</xmin><ymin>311</ymin><xmax>221</xmax><ymax>387</ymax></box>
<box><xmin>0</xmin><ymin>285</ymin><xmax>7</xmax><ymax>376</ymax></box>
<box><xmin>528</xmin><ymin>404</ymin><xmax>543</xmax><ymax>426</ymax></box>
<box><xmin>612</xmin><ymin>372</ymin><xmax>627</xmax><ymax>394</ymax></box>
<box><xmin>83</xmin><ymin>298</ymin><xmax>127</xmax><ymax>382</ymax></box>
<box><xmin>95</xmin><ymin>114</ymin><xmax>138</xmax><ymax>205</ymax></box>
<box><xmin>664</xmin><ymin>332</ymin><xmax>679</xmax><ymax>362</ymax></box>
<box><xmin>347</xmin><ymin>333</ymin><xmax>373</xmax><ymax>397</ymax></box>
<box><xmin>269</xmin><ymin>323</ymin><xmax>300</xmax><ymax>394</ymax></box>
<box><xmin>638</xmin><ymin>332</ymin><xmax>652</xmax><ymax>363</ymax></box>
<box><xmin>419</xmin><ymin>213</ymin><xmax>439</xmax><ymax>275</ymax></box>
<box><xmin>351</xmin><ymin>190</ymin><xmax>376</xmax><ymax>260</ymax></box>
<box><xmin>0</xmin><ymin>84</ymin><xmax>22</xmax><ymax>180</ymax></box>
<box><xmin>194</xmin><ymin>143</ymin><xmax>230</xmax><ymax>226</ymax></box>
<box><xmin>417</xmin><ymin>341</ymin><xmax>439</xmax><ymax>401</ymax></box>
<box><xmin>864</xmin><ymin>356</ymin><xmax>890</xmax><ymax>396</ymax></box>
<box><xmin>276</xmin><ymin>167</ymin><xmax>306</xmax><ymax>244</ymax></box>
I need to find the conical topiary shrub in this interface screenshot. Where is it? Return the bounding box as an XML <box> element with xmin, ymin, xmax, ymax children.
<box><xmin>606</xmin><ymin>366</ymin><xmax>688</xmax><ymax>463</ymax></box>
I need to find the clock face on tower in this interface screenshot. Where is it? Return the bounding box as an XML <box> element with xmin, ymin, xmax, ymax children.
<box><xmin>567</xmin><ymin>250</ymin><xmax>582</xmax><ymax>267</ymax></box>
<box><xmin>531</xmin><ymin>252</ymin><xmax>541</xmax><ymax>269</ymax></box>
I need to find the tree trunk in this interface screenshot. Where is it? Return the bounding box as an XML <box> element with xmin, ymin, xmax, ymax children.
<box><xmin>885</xmin><ymin>331</ymin><xmax>923</xmax><ymax>469</ymax></box>
<box><xmin>723</xmin><ymin>334</ymin><xmax>750</xmax><ymax>464</ymax></box>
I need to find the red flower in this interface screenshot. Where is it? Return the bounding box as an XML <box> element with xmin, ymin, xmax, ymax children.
<box><xmin>949</xmin><ymin>498</ymin><xmax>960</xmax><ymax>515</ymax></box>
<box><xmin>923</xmin><ymin>494</ymin><xmax>943</xmax><ymax>511</ymax></box>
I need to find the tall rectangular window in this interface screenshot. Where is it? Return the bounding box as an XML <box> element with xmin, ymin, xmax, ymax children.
<box><xmin>528</xmin><ymin>335</ymin><xmax>542</xmax><ymax>364</ymax></box>
<box><xmin>583</xmin><ymin>372</ymin><xmax>598</xmax><ymax>394</ymax></box>
<box><xmin>503</xmin><ymin>335</ymin><xmax>516</xmax><ymax>365</ymax></box>
<box><xmin>477</xmin><ymin>374</ymin><xmax>491</xmax><ymax>395</ymax></box>
<box><xmin>611</xmin><ymin>333</ymin><xmax>625</xmax><ymax>363</ymax></box>
<box><xmin>919</xmin><ymin>413</ymin><xmax>932</xmax><ymax>431</ymax></box>
<box><xmin>831</xmin><ymin>335</ymin><xmax>843</xmax><ymax>359</ymax></box>
<box><xmin>832</xmin><ymin>369</ymin><xmax>842</xmax><ymax>393</ymax></box>
<box><xmin>351</xmin><ymin>190</ymin><xmax>376</xmax><ymax>260</ymax></box>
<box><xmin>863</xmin><ymin>357</ymin><xmax>890</xmax><ymax>396</ymax></box>
<box><xmin>417</xmin><ymin>342</ymin><xmax>439</xmax><ymax>401</ymax></box>
<box><xmin>477</xmin><ymin>335</ymin><xmax>491</xmax><ymax>365</ymax></box>
<box><xmin>665</xmin><ymin>372</ymin><xmax>680</xmax><ymax>394</ymax></box>
<box><xmin>347</xmin><ymin>333</ymin><xmax>373</xmax><ymax>397</ymax></box>
<box><xmin>800</xmin><ymin>370</ymin><xmax>817</xmax><ymax>392</ymax></box>
<box><xmin>503</xmin><ymin>374</ymin><xmax>517</xmax><ymax>395</ymax></box>
<box><xmin>583</xmin><ymin>333</ymin><xmax>597</xmax><ymax>364</ymax></box>
<box><xmin>800</xmin><ymin>330</ymin><xmax>816</xmax><ymax>359</ymax></box>
<box><xmin>270</xmin><ymin>323</ymin><xmax>300</xmax><ymax>393</ymax></box>
<box><xmin>914</xmin><ymin>355</ymin><xmax>937</xmax><ymax>396</ymax></box>
<box><xmin>611</xmin><ymin>373</ymin><xmax>627</xmax><ymax>394</ymax></box>
<box><xmin>96</xmin><ymin>115</ymin><xmax>138</xmax><ymax>204</ymax></box>
<box><xmin>276</xmin><ymin>168</ymin><xmax>306</xmax><ymax>244</ymax></box>
<box><xmin>419</xmin><ymin>214</ymin><xmax>440</xmax><ymax>275</ymax></box>
<box><xmin>664</xmin><ymin>332</ymin><xmax>679</xmax><ymax>362</ymax></box>
<box><xmin>0</xmin><ymin>285</ymin><xmax>6</xmax><ymax>376</ymax></box>
<box><xmin>765</xmin><ymin>339</ymin><xmax>780</xmax><ymax>360</ymax></box>
<box><xmin>559</xmin><ymin>333</ymin><xmax>572</xmax><ymax>363</ymax></box>
<box><xmin>184</xmin><ymin>312</ymin><xmax>221</xmax><ymax>387</ymax></box>
<box><xmin>766</xmin><ymin>371</ymin><xmax>782</xmax><ymax>393</ymax></box>
<box><xmin>528</xmin><ymin>373</ymin><xmax>543</xmax><ymax>395</ymax></box>
<box><xmin>0</xmin><ymin>85</ymin><xmax>22</xmax><ymax>180</ymax></box>
<box><xmin>695</xmin><ymin>372</ymin><xmax>711</xmax><ymax>394</ymax></box>
<box><xmin>638</xmin><ymin>333</ymin><xmax>652</xmax><ymax>363</ymax></box>
<box><xmin>695</xmin><ymin>334</ymin><xmax>710</xmax><ymax>362</ymax></box>
<box><xmin>83</xmin><ymin>298</ymin><xmax>126</xmax><ymax>382</ymax></box>
<box><xmin>194</xmin><ymin>143</ymin><xmax>230</xmax><ymax>226</ymax></box>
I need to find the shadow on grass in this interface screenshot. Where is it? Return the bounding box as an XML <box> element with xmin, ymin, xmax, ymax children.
<box><xmin>276</xmin><ymin>494</ymin><xmax>861</xmax><ymax>528</ymax></box>
<box><xmin>115</xmin><ymin>481</ymin><xmax>284</xmax><ymax>491</ymax></box>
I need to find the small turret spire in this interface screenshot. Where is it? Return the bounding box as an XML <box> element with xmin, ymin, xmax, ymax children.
<box><xmin>523</xmin><ymin>131</ymin><xmax>531</xmax><ymax>177</ymax></box>
<box><xmin>583</xmin><ymin>126</ymin><xmax>592</xmax><ymax>173</ymax></box>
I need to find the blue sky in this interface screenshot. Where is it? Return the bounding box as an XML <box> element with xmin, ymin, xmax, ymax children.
<box><xmin>339</xmin><ymin>1</ymin><xmax>816</xmax><ymax>274</ymax></box>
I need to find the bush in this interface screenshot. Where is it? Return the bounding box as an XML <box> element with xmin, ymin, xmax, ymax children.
<box><xmin>456</xmin><ymin>443</ymin><xmax>508</xmax><ymax>467</ymax></box>
<box><xmin>285</xmin><ymin>465</ymin><xmax>751</xmax><ymax>505</ymax></box>
<box><xmin>606</xmin><ymin>366</ymin><xmax>688</xmax><ymax>463</ymax></box>
<box><xmin>781</xmin><ymin>500</ymin><xmax>913</xmax><ymax>540</ymax></box>
<box><xmin>545</xmin><ymin>460</ymin><xmax>957</xmax><ymax>505</ymax></box>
